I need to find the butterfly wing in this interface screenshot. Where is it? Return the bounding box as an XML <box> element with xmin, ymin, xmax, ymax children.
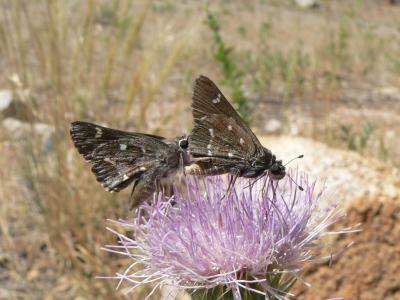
<box><xmin>191</xmin><ymin>75</ymin><xmax>262</xmax><ymax>147</ymax></box>
<box><xmin>189</xmin><ymin>76</ymin><xmax>271</xmax><ymax>175</ymax></box>
<box><xmin>70</xmin><ymin>121</ymin><xmax>169</xmax><ymax>193</ymax></box>
<box><xmin>190</xmin><ymin>114</ymin><xmax>255</xmax><ymax>159</ymax></box>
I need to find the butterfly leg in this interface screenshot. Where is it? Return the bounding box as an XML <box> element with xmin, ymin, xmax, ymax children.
<box><xmin>179</xmin><ymin>152</ymin><xmax>187</xmax><ymax>176</ymax></box>
<box><xmin>223</xmin><ymin>171</ymin><xmax>240</xmax><ymax>199</ymax></box>
<box><xmin>261</xmin><ymin>173</ymin><xmax>269</xmax><ymax>197</ymax></box>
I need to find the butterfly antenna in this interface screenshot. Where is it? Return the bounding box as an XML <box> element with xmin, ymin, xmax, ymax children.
<box><xmin>286</xmin><ymin>173</ymin><xmax>304</xmax><ymax>191</ymax></box>
<box><xmin>284</xmin><ymin>154</ymin><xmax>304</xmax><ymax>167</ymax></box>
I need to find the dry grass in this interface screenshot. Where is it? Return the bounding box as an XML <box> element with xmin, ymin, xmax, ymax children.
<box><xmin>0</xmin><ymin>0</ymin><xmax>399</xmax><ymax>299</ymax></box>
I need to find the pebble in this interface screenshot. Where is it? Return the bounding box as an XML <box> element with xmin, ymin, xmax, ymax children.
<box><xmin>294</xmin><ymin>0</ymin><xmax>319</xmax><ymax>8</ymax></box>
<box><xmin>0</xmin><ymin>90</ymin><xmax>12</xmax><ymax>111</ymax></box>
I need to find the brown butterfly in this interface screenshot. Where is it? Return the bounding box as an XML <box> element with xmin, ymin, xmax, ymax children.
<box><xmin>186</xmin><ymin>75</ymin><xmax>288</xmax><ymax>182</ymax></box>
<box><xmin>70</xmin><ymin>121</ymin><xmax>190</xmax><ymax>208</ymax></box>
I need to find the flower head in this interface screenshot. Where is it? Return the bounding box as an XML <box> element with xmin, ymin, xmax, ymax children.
<box><xmin>105</xmin><ymin>171</ymin><xmax>351</xmax><ymax>299</ymax></box>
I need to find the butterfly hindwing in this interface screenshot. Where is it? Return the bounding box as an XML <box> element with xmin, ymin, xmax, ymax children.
<box><xmin>70</xmin><ymin>121</ymin><xmax>169</xmax><ymax>193</ymax></box>
<box><xmin>89</xmin><ymin>141</ymin><xmax>160</xmax><ymax>192</ymax></box>
<box><xmin>70</xmin><ymin>121</ymin><xmax>167</xmax><ymax>159</ymax></box>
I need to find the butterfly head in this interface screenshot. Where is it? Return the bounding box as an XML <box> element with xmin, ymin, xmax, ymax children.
<box><xmin>178</xmin><ymin>136</ymin><xmax>189</xmax><ymax>150</ymax></box>
<box><xmin>175</xmin><ymin>135</ymin><xmax>191</xmax><ymax>167</ymax></box>
<box><xmin>269</xmin><ymin>155</ymin><xmax>286</xmax><ymax>180</ymax></box>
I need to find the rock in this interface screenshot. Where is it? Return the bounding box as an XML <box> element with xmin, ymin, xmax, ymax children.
<box><xmin>0</xmin><ymin>90</ymin><xmax>12</xmax><ymax>110</ymax></box>
<box><xmin>294</xmin><ymin>0</ymin><xmax>319</xmax><ymax>8</ymax></box>
<box><xmin>0</xmin><ymin>89</ymin><xmax>35</xmax><ymax>122</ymax></box>
<box><xmin>258</xmin><ymin>136</ymin><xmax>400</xmax><ymax>202</ymax></box>
<box><xmin>375</xmin><ymin>86</ymin><xmax>400</xmax><ymax>99</ymax></box>
<box><xmin>264</xmin><ymin>118</ymin><xmax>282</xmax><ymax>133</ymax></box>
<box><xmin>2</xmin><ymin>118</ymin><xmax>54</xmax><ymax>155</ymax></box>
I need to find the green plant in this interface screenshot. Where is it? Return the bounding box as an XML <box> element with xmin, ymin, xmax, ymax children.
<box><xmin>326</xmin><ymin>16</ymin><xmax>352</xmax><ymax>75</ymax></box>
<box><xmin>206</xmin><ymin>7</ymin><xmax>251</xmax><ymax>124</ymax></box>
<box><xmin>250</xmin><ymin>21</ymin><xmax>274</xmax><ymax>91</ymax></box>
<box><xmin>386</xmin><ymin>52</ymin><xmax>400</xmax><ymax>75</ymax></box>
<box><xmin>275</xmin><ymin>46</ymin><xmax>309</xmax><ymax>100</ymax></box>
<box><xmin>339</xmin><ymin>122</ymin><xmax>375</xmax><ymax>154</ymax></box>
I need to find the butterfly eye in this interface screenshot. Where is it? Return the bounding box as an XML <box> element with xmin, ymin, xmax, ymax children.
<box><xmin>179</xmin><ymin>139</ymin><xmax>189</xmax><ymax>149</ymax></box>
<box><xmin>271</xmin><ymin>164</ymin><xmax>279</xmax><ymax>172</ymax></box>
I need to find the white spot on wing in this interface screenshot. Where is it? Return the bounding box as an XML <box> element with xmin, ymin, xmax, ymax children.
<box><xmin>140</xmin><ymin>167</ymin><xmax>146</xmax><ymax>171</ymax></box>
<box><xmin>119</xmin><ymin>144</ymin><xmax>127</xmax><ymax>150</ymax></box>
<box><xmin>209</xmin><ymin>128</ymin><xmax>215</xmax><ymax>137</ymax></box>
<box><xmin>227</xmin><ymin>125</ymin><xmax>233</xmax><ymax>131</ymax></box>
<box><xmin>122</xmin><ymin>174</ymin><xmax>129</xmax><ymax>181</ymax></box>
<box><xmin>207</xmin><ymin>150</ymin><xmax>212</xmax><ymax>156</ymax></box>
<box><xmin>228</xmin><ymin>152</ymin><xmax>233</xmax><ymax>158</ymax></box>
<box><xmin>103</xmin><ymin>184</ymin><xmax>111</xmax><ymax>192</ymax></box>
<box><xmin>207</xmin><ymin>144</ymin><xmax>212</xmax><ymax>149</ymax></box>
<box><xmin>239</xmin><ymin>138</ymin><xmax>244</xmax><ymax>144</ymax></box>
<box><xmin>212</xmin><ymin>93</ymin><xmax>221</xmax><ymax>104</ymax></box>
<box><xmin>95</xmin><ymin>127</ymin><xmax>102</xmax><ymax>138</ymax></box>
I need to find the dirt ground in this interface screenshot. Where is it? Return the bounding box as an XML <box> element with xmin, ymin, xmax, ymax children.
<box><xmin>296</xmin><ymin>196</ymin><xmax>400</xmax><ymax>300</ymax></box>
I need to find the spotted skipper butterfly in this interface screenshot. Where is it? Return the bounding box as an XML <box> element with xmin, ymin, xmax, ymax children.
<box><xmin>70</xmin><ymin>121</ymin><xmax>189</xmax><ymax>208</ymax></box>
<box><xmin>187</xmin><ymin>76</ymin><xmax>288</xmax><ymax>181</ymax></box>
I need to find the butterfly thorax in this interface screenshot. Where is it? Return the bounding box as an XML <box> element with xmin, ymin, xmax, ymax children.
<box><xmin>163</xmin><ymin>136</ymin><xmax>190</xmax><ymax>174</ymax></box>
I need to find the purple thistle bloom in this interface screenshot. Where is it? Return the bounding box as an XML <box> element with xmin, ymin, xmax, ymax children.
<box><xmin>104</xmin><ymin>171</ymin><xmax>354</xmax><ymax>300</ymax></box>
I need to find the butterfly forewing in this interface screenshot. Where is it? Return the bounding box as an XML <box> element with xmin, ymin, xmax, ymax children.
<box><xmin>190</xmin><ymin>76</ymin><xmax>263</xmax><ymax>175</ymax></box>
<box><xmin>189</xmin><ymin>76</ymin><xmax>280</xmax><ymax>179</ymax></box>
<box><xmin>192</xmin><ymin>76</ymin><xmax>242</xmax><ymax>123</ymax></box>
<box><xmin>192</xmin><ymin>76</ymin><xmax>261</xmax><ymax>146</ymax></box>
<box><xmin>90</xmin><ymin>142</ymin><xmax>161</xmax><ymax>192</ymax></box>
<box><xmin>190</xmin><ymin>114</ymin><xmax>255</xmax><ymax>159</ymax></box>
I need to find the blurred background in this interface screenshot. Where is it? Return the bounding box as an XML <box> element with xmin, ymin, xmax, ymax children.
<box><xmin>0</xmin><ymin>0</ymin><xmax>399</xmax><ymax>299</ymax></box>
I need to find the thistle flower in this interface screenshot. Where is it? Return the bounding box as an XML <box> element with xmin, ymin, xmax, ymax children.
<box><xmin>104</xmin><ymin>171</ymin><xmax>354</xmax><ymax>300</ymax></box>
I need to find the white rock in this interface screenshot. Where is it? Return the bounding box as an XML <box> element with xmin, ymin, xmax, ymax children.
<box><xmin>377</xmin><ymin>86</ymin><xmax>399</xmax><ymax>97</ymax></box>
<box><xmin>259</xmin><ymin>135</ymin><xmax>400</xmax><ymax>203</ymax></box>
<box><xmin>0</xmin><ymin>90</ymin><xmax>12</xmax><ymax>111</ymax></box>
<box><xmin>265</xmin><ymin>118</ymin><xmax>282</xmax><ymax>133</ymax></box>
<box><xmin>294</xmin><ymin>0</ymin><xmax>318</xmax><ymax>8</ymax></box>
<box><xmin>2</xmin><ymin>117</ymin><xmax>25</xmax><ymax>134</ymax></box>
<box><xmin>2</xmin><ymin>118</ymin><xmax>54</xmax><ymax>155</ymax></box>
<box><xmin>2</xmin><ymin>118</ymin><xmax>54</xmax><ymax>135</ymax></box>
<box><xmin>33</xmin><ymin>122</ymin><xmax>55</xmax><ymax>136</ymax></box>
